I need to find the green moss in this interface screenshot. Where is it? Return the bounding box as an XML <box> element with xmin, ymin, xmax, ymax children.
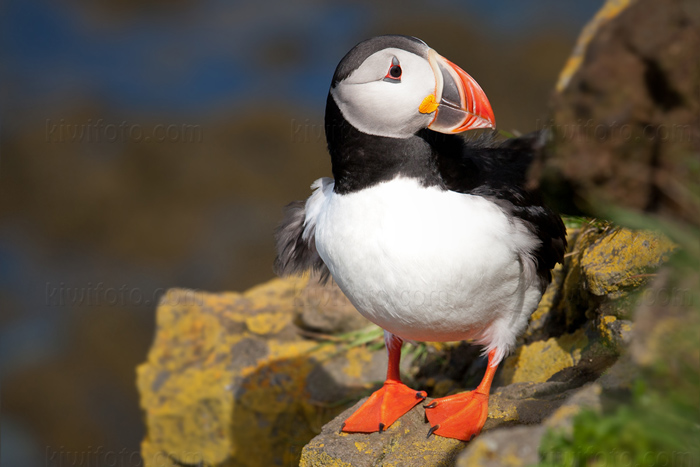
<box><xmin>537</xmin><ymin>381</ymin><xmax>699</xmax><ymax>467</ymax></box>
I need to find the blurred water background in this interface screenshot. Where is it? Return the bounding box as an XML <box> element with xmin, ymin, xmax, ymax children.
<box><xmin>1</xmin><ymin>1</ymin><xmax>602</xmax><ymax>465</ymax></box>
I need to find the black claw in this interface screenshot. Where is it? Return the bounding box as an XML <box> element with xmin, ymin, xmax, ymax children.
<box><xmin>339</xmin><ymin>422</ymin><xmax>346</xmax><ymax>434</ymax></box>
<box><xmin>424</xmin><ymin>401</ymin><xmax>437</xmax><ymax>409</ymax></box>
<box><xmin>415</xmin><ymin>391</ymin><xmax>426</xmax><ymax>399</ymax></box>
<box><xmin>469</xmin><ymin>434</ymin><xmax>475</xmax><ymax>441</ymax></box>
<box><xmin>378</xmin><ymin>423</ymin><xmax>385</xmax><ymax>433</ymax></box>
<box><xmin>427</xmin><ymin>425</ymin><xmax>440</xmax><ymax>438</ymax></box>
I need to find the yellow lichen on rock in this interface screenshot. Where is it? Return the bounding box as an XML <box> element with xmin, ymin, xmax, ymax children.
<box><xmin>141</xmin><ymin>438</ymin><xmax>180</xmax><ymax>467</ymax></box>
<box><xmin>299</xmin><ymin>450</ymin><xmax>354</xmax><ymax>467</ymax></box>
<box><xmin>243</xmin><ymin>275</ymin><xmax>309</xmax><ymax>310</ymax></box>
<box><xmin>598</xmin><ymin>315</ymin><xmax>618</xmax><ymax>341</ymax></box>
<box><xmin>245</xmin><ymin>311</ymin><xmax>292</xmax><ymax>335</ymax></box>
<box><xmin>137</xmin><ymin>289</ymin><xmax>243</xmax><ymax>466</ymax></box>
<box><xmin>581</xmin><ymin>229</ymin><xmax>676</xmax><ymax>298</ymax></box>
<box><xmin>353</xmin><ymin>441</ymin><xmax>368</xmax><ymax>453</ymax></box>
<box><xmin>487</xmin><ymin>395</ymin><xmax>519</xmax><ymax>422</ymax></box>
<box><xmin>342</xmin><ymin>346</ymin><xmax>374</xmax><ymax>379</ymax></box>
<box><xmin>499</xmin><ymin>328</ymin><xmax>589</xmax><ymax>384</ymax></box>
<box><xmin>137</xmin><ymin>276</ymin><xmax>370</xmax><ymax>467</ymax></box>
<box><xmin>596</xmin><ymin>315</ymin><xmax>633</xmax><ymax>352</ymax></box>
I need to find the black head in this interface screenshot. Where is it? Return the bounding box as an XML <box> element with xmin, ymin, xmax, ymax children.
<box><xmin>331</xmin><ymin>35</ymin><xmax>430</xmax><ymax>87</ymax></box>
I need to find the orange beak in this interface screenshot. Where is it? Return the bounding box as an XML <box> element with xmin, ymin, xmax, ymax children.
<box><xmin>422</xmin><ymin>49</ymin><xmax>496</xmax><ymax>133</ymax></box>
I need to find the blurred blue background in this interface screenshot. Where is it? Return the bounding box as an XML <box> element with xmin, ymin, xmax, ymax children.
<box><xmin>1</xmin><ymin>0</ymin><xmax>602</xmax><ymax>465</ymax></box>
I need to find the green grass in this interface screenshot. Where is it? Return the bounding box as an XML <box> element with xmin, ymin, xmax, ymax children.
<box><xmin>561</xmin><ymin>215</ymin><xmax>589</xmax><ymax>229</ymax></box>
<box><xmin>538</xmin><ymin>380</ymin><xmax>700</xmax><ymax>466</ymax></box>
<box><xmin>307</xmin><ymin>324</ymin><xmax>385</xmax><ymax>355</ymax></box>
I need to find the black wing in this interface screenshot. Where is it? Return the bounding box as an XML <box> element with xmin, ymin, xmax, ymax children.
<box><xmin>273</xmin><ymin>200</ymin><xmax>330</xmax><ymax>282</ymax></box>
<box><xmin>423</xmin><ymin>129</ymin><xmax>567</xmax><ymax>290</ymax></box>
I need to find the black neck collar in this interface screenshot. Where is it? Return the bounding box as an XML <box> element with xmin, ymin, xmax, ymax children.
<box><xmin>324</xmin><ymin>93</ymin><xmax>444</xmax><ymax>194</ymax></box>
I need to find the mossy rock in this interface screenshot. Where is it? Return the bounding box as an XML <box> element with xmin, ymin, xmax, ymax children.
<box><xmin>137</xmin><ymin>277</ymin><xmax>390</xmax><ymax>467</ymax></box>
<box><xmin>581</xmin><ymin>229</ymin><xmax>676</xmax><ymax>299</ymax></box>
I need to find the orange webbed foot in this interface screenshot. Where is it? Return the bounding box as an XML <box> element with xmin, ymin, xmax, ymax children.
<box><xmin>341</xmin><ymin>380</ymin><xmax>427</xmax><ymax>433</ymax></box>
<box><xmin>424</xmin><ymin>390</ymin><xmax>490</xmax><ymax>441</ymax></box>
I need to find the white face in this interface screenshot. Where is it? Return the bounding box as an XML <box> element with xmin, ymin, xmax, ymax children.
<box><xmin>331</xmin><ymin>48</ymin><xmax>436</xmax><ymax>139</ymax></box>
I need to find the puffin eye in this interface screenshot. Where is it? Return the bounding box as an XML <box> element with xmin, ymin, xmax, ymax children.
<box><xmin>383</xmin><ymin>58</ymin><xmax>402</xmax><ymax>83</ymax></box>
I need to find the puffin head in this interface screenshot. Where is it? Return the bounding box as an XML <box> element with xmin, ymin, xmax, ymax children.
<box><xmin>328</xmin><ymin>35</ymin><xmax>496</xmax><ymax>139</ymax></box>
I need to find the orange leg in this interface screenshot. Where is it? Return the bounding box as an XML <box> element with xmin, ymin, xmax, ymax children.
<box><xmin>342</xmin><ymin>332</ymin><xmax>427</xmax><ymax>433</ymax></box>
<box><xmin>424</xmin><ymin>348</ymin><xmax>499</xmax><ymax>441</ymax></box>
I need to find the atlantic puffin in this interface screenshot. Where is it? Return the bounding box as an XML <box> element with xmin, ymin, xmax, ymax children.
<box><xmin>274</xmin><ymin>35</ymin><xmax>566</xmax><ymax>441</ymax></box>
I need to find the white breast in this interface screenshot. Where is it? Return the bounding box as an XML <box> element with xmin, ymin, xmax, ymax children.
<box><xmin>308</xmin><ymin>176</ymin><xmax>543</xmax><ymax>359</ymax></box>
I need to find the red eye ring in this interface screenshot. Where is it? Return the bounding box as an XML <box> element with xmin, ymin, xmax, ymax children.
<box><xmin>385</xmin><ymin>64</ymin><xmax>402</xmax><ymax>80</ymax></box>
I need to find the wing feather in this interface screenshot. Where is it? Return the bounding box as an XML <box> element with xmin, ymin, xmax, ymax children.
<box><xmin>273</xmin><ymin>178</ymin><xmax>333</xmax><ymax>282</ymax></box>
<box><xmin>426</xmin><ymin>129</ymin><xmax>567</xmax><ymax>290</ymax></box>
